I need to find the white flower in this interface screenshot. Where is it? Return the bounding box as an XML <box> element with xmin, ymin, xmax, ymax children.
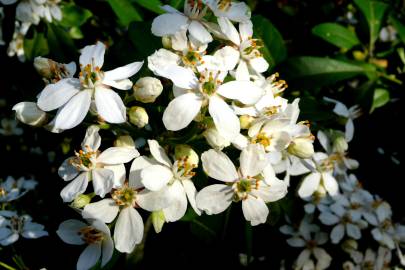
<box><xmin>196</xmin><ymin>144</ymin><xmax>287</xmax><ymax>225</ymax></box>
<box><xmin>151</xmin><ymin>2</ymin><xmax>213</xmax><ymax>44</ymax></box>
<box><xmin>7</xmin><ymin>21</ymin><xmax>30</xmax><ymax>62</ymax></box>
<box><xmin>34</xmin><ymin>56</ymin><xmax>76</xmax><ymax>84</ymax></box>
<box><xmin>37</xmin><ymin>42</ymin><xmax>144</xmax><ymax>130</ymax></box>
<box><xmin>161</xmin><ymin>66</ymin><xmax>263</xmax><ymax>140</ymax></box>
<box><xmin>58</xmin><ymin>125</ymin><xmax>139</xmax><ymax>202</ymax></box>
<box><xmin>16</xmin><ymin>0</ymin><xmax>62</xmax><ymax>24</ymax></box>
<box><xmin>0</xmin><ymin>176</ymin><xmax>37</xmax><ymax>202</ymax></box>
<box><xmin>57</xmin><ymin>219</ymin><xmax>113</xmax><ymax>270</ymax></box>
<box><xmin>203</xmin><ymin>0</ymin><xmax>251</xmax><ymax>22</ymax></box>
<box><xmin>12</xmin><ymin>102</ymin><xmax>47</xmax><ymax>126</ymax></box>
<box><xmin>0</xmin><ymin>211</ymin><xmax>48</xmax><ymax>246</ymax></box>
<box><xmin>345</xmin><ymin>247</ymin><xmax>392</xmax><ymax>270</ymax></box>
<box><xmin>0</xmin><ymin>118</ymin><xmax>23</xmax><ymax>136</ymax></box>
<box><xmin>139</xmin><ymin>140</ymin><xmax>201</xmax><ymax>222</ymax></box>
<box><xmin>214</xmin><ymin>17</ymin><xmax>269</xmax><ymax>80</ymax></box>
<box><xmin>82</xmin><ymin>155</ymin><xmax>173</xmax><ymax>253</ymax></box>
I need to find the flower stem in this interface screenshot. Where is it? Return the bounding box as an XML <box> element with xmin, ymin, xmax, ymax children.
<box><xmin>0</xmin><ymin>261</ymin><xmax>17</xmax><ymax>270</ymax></box>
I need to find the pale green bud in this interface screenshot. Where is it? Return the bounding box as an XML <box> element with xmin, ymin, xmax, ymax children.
<box><xmin>71</xmin><ymin>193</ymin><xmax>94</xmax><ymax>209</ymax></box>
<box><xmin>34</xmin><ymin>57</ymin><xmax>54</xmax><ymax>78</ymax></box>
<box><xmin>12</xmin><ymin>102</ymin><xmax>47</xmax><ymax>127</ymax></box>
<box><xmin>333</xmin><ymin>136</ymin><xmax>348</xmax><ymax>153</ymax></box>
<box><xmin>162</xmin><ymin>36</ymin><xmax>172</xmax><ymax>49</ymax></box>
<box><xmin>341</xmin><ymin>239</ymin><xmax>358</xmax><ymax>253</ymax></box>
<box><xmin>203</xmin><ymin>127</ymin><xmax>230</xmax><ymax>150</ymax></box>
<box><xmin>288</xmin><ymin>137</ymin><xmax>314</xmax><ymax>159</ymax></box>
<box><xmin>239</xmin><ymin>115</ymin><xmax>254</xmax><ymax>129</ymax></box>
<box><xmin>151</xmin><ymin>210</ymin><xmax>165</xmax><ymax>233</ymax></box>
<box><xmin>129</xmin><ymin>106</ymin><xmax>149</xmax><ymax>128</ymax></box>
<box><xmin>114</xmin><ymin>135</ymin><xmax>135</xmax><ymax>148</ymax></box>
<box><xmin>175</xmin><ymin>144</ymin><xmax>199</xmax><ymax>167</ymax></box>
<box><xmin>133</xmin><ymin>77</ymin><xmax>163</xmax><ymax>103</ymax></box>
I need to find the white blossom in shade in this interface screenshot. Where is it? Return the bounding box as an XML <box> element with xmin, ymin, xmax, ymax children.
<box><xmin>196</xmin><ymin>144</ymin><xmax>287</xmax><ymax>226</ymax></box>
<box><xmin>56</xmin><ymin>219</ymin><xmax>113</xmax><ymax>270</ymax></box>
<box><xmin>203</xmin><ymin>0</ymin><xmax>251</xmax><ymax>22</ymax></box>
<box><xmin>214</xmin><ymin>17</ymin><xmax>269</xmax><ymax>80</ymax></box>
<box><xmin>281</xmin><ymin>217</ymin><xmax>331</xmax><ymax>270</ymax></box>
<box><xmin>0</xmin><ymin>211</ymin><xmax>48</xmax><ymax>246</ymax></box>
<box><xmin>37</xmin><ymin>41</ymin><xmax>144</xmax><ymax>130</ymax></box>
<box><xmin>344</xmin><ymin>247</ymin><xmax>392</xmax><ymax>270</ymax></box>
<box><xmin>7</xmin><ymin>21</ymin><xmax>30</xmax><ymax>62</ymax></box>
<box><xmin>15</xmin><ymin>0</ymin><xmax>62</xmax><ymax>24</ymax></box>
<box><xmin>323</xmin><ymin>97</ymin><xmax>361</xmax><ymax>142</ymax></box>
<box><xmin>82</xmin><ymin>156</ymin><xmax>173</xmax><ymax>253</ymax></box>
<box><xmin>298</xmin><ymin>152</ymin><xmax>338</xmax><ymax>198</ymax></box>
<box><xmin>369</xmin><ymin>209</ymin><xmax>396</xmax><ymax>249</ymax></box>
<box><xmin>0</xmin><ymin>176</ymin><xmax>37</xmax><ymax>202</ymax></box>
<box><xmin>160</xmin><ymin>65</ymin><xmax>263</xmax><ymax>140</ymax></box>
<box><xmin>139</xmin><ymin>140</ymin><xmax>201</xmax><ymax>222</ymax></box>
<box><xmin>58</xmin><ymin>125</ymin><xmax>139</xmax><ymax>202</ymax></box>
<box><xmin>151</xmin><ymin>1</ymin><xmax>213</xmax><ymax>45</ymax></box>
<box><xmin>34</xmin><ymin>56</ymin><xmax>76</xmax><ymax>84</ymax></box>
<box><xmin>0</xmin><ymin>118</ymin><xmax>23</xmax><ymax>136</ymax></box>
<box><xmin>13</xmin><ymin>102</ymin><xmax>47</xmax><ymax>127</ymax></box>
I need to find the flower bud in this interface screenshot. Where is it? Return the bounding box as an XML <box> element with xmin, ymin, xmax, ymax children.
<box><xmin>151</xmin><ymin>210</ymin><xmax>165</xmax><ymax>233</ymax></box>
<box><xmin>133</xmin><ymin>77</ymin><xmax>163</xmax><ymax>103</ymax></box>
<box><xmin>12</xmin><ymin>102</ymin><xmax>47</xmax><ymax>126</ymax></box>
<box><xmin>71</xmin><ymin>193</ymin><xmax>94</xmax><ymax>209</ymax></box>
<box><xmin>288</xmin><ymin>137</ymin><xmax>314</xmax><ymax>159</ymax></box>
<box><xmin>175</xmin><ymin>144</ymin><xmax>199</xmax><ymax>167</ymax></box>
<box><xmin>203</xmin><ymin>127</ymin><xmax>230</xmax><ymax>150</ymax></box>
<box><xmin>239</xmin><ymin>115</ymin><xmax>254</xmax><ymax>129</ymax></box>
<box><xmin>128</xmin><ymin>106</ymin><xmax>149</xmax><ymax>128</ymax></box>
<box><xmin>162</xmin><ymin>36</ymin><xmax>172</xmax><ymax>49</ymax></box>
<box><xmin>333</xmin><ymin>136</ymin><xmax>348</xmax><ymax>153</ymax></box>
<box><xmin>114</xmin><ymin>135</ymin><xmax>135</xmax><ymax>148</ymax></box>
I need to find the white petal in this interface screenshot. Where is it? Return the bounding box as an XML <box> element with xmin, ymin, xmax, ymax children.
<box><xmin>242</xmin><ymin>196</ymin><xmax>269</xmax><ymax>226</ymax></box>
<box><xmin>147</xmin><ymin>49</ymin><xmax>181</xmax><ymax>77</ymax></box>
<box><xmin>196</xmin><ymin>184</ymin><xmax>233</xmax><ymax>215</ymax></box>
<box><xmin>104</xmin><ymin>164</ymin><xmax>126</xmax><ymax>188</ymax></box>
<box><xmin>103</xmin><ymin>61</ymin><xmax>143</xmax><ymax>82</ymax></box>
<box><xmin>58</xmin><ymin>157</ymin><xmax>79</xmax><ymax>181</ymax></box>
<box><xmin>345</xmin><ymin>119</ymin><xmax>354</xmax><ymax>142</ymax></box>
<box><xmin>286</xmin><ymin>237</ymin><xmax>306</xmax><ymax>247</ymax></box>
<box><xmin>136</xmin><ymin>186</ymin><xmax>173</xmax><ymax>211</ymax></box>
<box><xmin>331</xmin><ymin>224</ymin><xmax>345</xmax><ymax>243</ymax></box>
<box><xmin>217</xmin><ymin>80</ymin><xmax>263</xmax><ymax>105</ymax></box>
<box><xmin>213</xmin><ymin>46</ymin><xmax>240</xmax><ymax>71</ymax></box>
<box><xmin>140</xmin><ymin>165</ymin><xmax>173</xmax><ymax>191</ymax></box>
<box><xmin>209</xmin><ymin>95</ymin><xmax>240</xmax><ymax>141</ymax></box>
<box><xmin>54</xmin><ymin>89</ymin><xmax>91</xmax><ymax>130</ymax></box>
<box><xmin>95</xmin><ymin>87</ymin><xmax>126</xmax><ymax>124</ymax></box>
<box><xmin>101</xmin><ymin>235</ymin><xmax>114</xmax><ymax>267</ymax></box>
<box><xmin>81</xmin><ymin>125</ymin><xmax>101</xmax><ymax>151</ymax></box>
<box><xmin>56</xmin><ymin>219</ymin><xmax>86</xmax><ymax>245</ymax></box>
<box><xmin>60</xmin><ymin>172</ymin><xmax>89</xmax><ymax>202</ymax></box>
<box><xmin>251</xmin><ymin>179</ymin><xmax>287</xmax><ymax>203</ymax></box>
<box><xmin>147</xmin><ymin>139</ymin><xmax>171</xmax><ymax>167</ymax></box>
<box><xmin>159</xmin><ymin>66</ymin><xmax>198</xmax><ymax>89</ymax></box>
<box><xmin>102</xmin><ymin>79</ymin><xmax>133</xmax><ymax>90</ymax></box>
<box><xmin>298</xmin><ymin>173</ymin><xmax>321</xmax><ymax>198</ymax></box>
<box><xmin>317</xmin><ymin>130</ymin><xmax>331</xmax><ymax>153</ymax></box>
<box><xmin>129</xmin><ymin>156</ymin><xmax>156</xmax><ymax>189</ymax></box>
<box><xmin>240</xmin><ymin>143</ymin><xmax>268</xmax><ymax>177</ymax></box>
<box><xmin>37</xmin><ymin>78</ymin><xmax>80</xmax><ymax>111</ymax></box>
<box><xmin>182</xmin><ymin>179</ymin><xmax>201</xmax><ymax>215</ymax></box>
<box><xmin>313</xmin><ymin>248</ymin><xmax>332</xmax><ymax>270</ymax></box>
<box><xmin>296</xmin><ymin>249</ymin><xmax>311</xmax><ymax>269</ymax></box>
<box><xmin>0</xmin><ymin>233</ymin><xmax>18</xmax><ymax>246</ymax></box>
<box><xmin>249</xmin><ymin>57</ymin><xmax>269</xmax><ymax>73</ymax></box>
<box><xmin>218</xmin><ymin>17</ymin><xmax>240</xmax><ymax>45</ymax></box>
<box><xmin>201</xmin><ymin>149</ymin><xmax>238</xmax><ymax>182</ymax></box>
<box><xmin>97</xmin><ymin>147</ymin><xmax>139</xmax><ymax>165</ymax></box>
<box><xmin>319</xmin><ymin>212</ymin><xmax>339</xmax><ymax>225</ymax></box>
<box><xmin>77</xmin><ymin>244</ymin><xmax>101</xmax><ymax>270</ymax></box>
<box><xmin>151</xmin><ymin>13</ymin><xmax>188</xmax><ymax>37</ymax></box>
<box><xmin>322</xmin><ymin>173</ymin><xmax>338</xmax><ymax>196</ymax></box>
<box><xmin>239</xmin><ymin>20</ymin><xmax>253</xmax><ymax>41</ymax></box>
<box><xmin>80</xmin><ymin>41</ymin><xmax>105</xmax><ymax>68</ymax></box>
<box><xmin>235</xmin><ymin>60</ymin><xmax>250</xmax><ymax>81</ymax></box>
<box><xmin>163</xmin><ymin>93</ymin><xmax>202</xmax><ymax>131</ymax></box>
<box><xmin>171</xmin><ymin>30</ymin><xmax>188</xmax><ymax>51</ymax></box>
<box><xmin>82</xmin><ymin>199</ymin><xmax>119</xmax><ymax>223</ymax></box>
<box><xmin>163</xmin><ymin>181</ymin><xmax>188</xmax><ymax>222</ymax></box>
<box><xmin>188</xmin><ymin>20</ymin><xmax>213</xmax><ymax>44</ymax></box>
<box><xmin>92</xmin><ymin>169</ymin><xmax>114</xmax><ymax>198</ymax></box>
<box><xmin>346</xmin><ymin>223</ymin><xmax>361</xmax><ymax>239</ymax></box>
<box><xmin>114</xmin><ymin>208</ymin><xmax>144</xmax><ymax>253</ymax></box>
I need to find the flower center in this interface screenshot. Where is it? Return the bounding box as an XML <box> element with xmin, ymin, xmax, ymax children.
<box><xmin>182</xmin><ymin>50</ymin><xmax>204</xmax><ymax>67</ymax></box>
<box><xmin>10</xmin><ymin>216</ymin><xmax>24</xmax><ymax>232</ymax></box>
<box><xmin>0</xmin><ymin>187</ymin><xmax>6</xmax><ymax>197</ymax></box>
<box><xmin>251</xmin><ymin>133</ymin><xmax>271</xmax><ymax>148</ymax></box>
<box><xmin>217</xmin><ymin>0</ymin><xmax>232</xmax><ymax>11</ymax></box>
<box><xmin>240</xmin><ymin>38</ymin><xmax>264</xmax><ymax>60</ymax></box>
<box><xmin>199</xmin><ymin>71</ymin><xmax>221</xmax><ymax>97</ymax></box>
<box><xmin>112</xmin><ymin>185</ymin><xmax>137</xmax><ymax>207</ymax></box>
<box><xmin>70</xmin><ymin>145</ymin><xmax>98</xmax><ymax>170</ymax></box>
<box><xmin>78</xmin><ymin>226</ymin><xmax>105</xmax><ymax>244</ymax></box>
<box><xmin>173</xmin><ymin>157</ymin><xmax>197</xmax><ymax>181</ymax></box>
<box><xmin>79</xmin><ymin>63</ymin><xmax>104</xmax><ymax>89</ymax></box>
<box><xmin>233</xmin><ymin>177</ymin><xmax>259</xmax><ymax>201</ymax></box>
<box><xmin>185</xmin><ymin>0</ymin><xmax>206</xmax><ymax>19</ymax></box>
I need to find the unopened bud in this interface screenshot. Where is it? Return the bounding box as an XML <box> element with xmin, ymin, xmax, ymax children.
<box><xmin>114</xmin><ymin>135</ymin><xmax>135</xmax><ymax>148</ymax></box>
<box><xmin>162</xmin><ymin>36</ymin><xmax>172</xmax><ymax>49</ymax></box>
<box><xmin>239</xmin><ymin>115</ymin><xmax>255</xmax><ymax>129</ymax></box>
<box><xmin>175</xmin><ymin>144</ymin><xmax>199</xmax><ymax>167</ymax></box>
<box><xmin>12</xmin><ymin>102</ymin><xmax>47</xmax><ymax>126</ymax></box>
<box><xmin>352</xmin><ymin>50</ymin><xmax>366</xmax><ymax>61</ymax></box>
<box><xmin>129</xmin><ymin>106</ymin><xmax>149</xmax><ymax>128</ymax></box>
<box><xmin>203</xmin><ymin>127</ymin><xmax>230</xmax><ymax>150</ymax></box>
<box><xmin>151</xmin><ymin>210</ymin><xmax>165</xmax><ymax>233</ymax></box>
<box><xmin>133</xmin><ymin>77</ymin><xmax>163</xmax><ymax>103</ymax></box>
<box><xmin>288</xmin><ymin>137</ymin><xmax>314</xmax><ymax>159</ymax></box>
<box><xmin>71</xmin><ymin>193</ymin><xmax>94</xmax><ymax>209</ymax></box>
<box><xmin>333</xmin><ymin>136</ymin><xmax>348</xmax><ymax>153</ymax></box>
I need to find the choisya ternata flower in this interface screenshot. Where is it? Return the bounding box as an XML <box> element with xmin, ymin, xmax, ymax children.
<box><xmin>203</xmin><ymin>0</ymin><xmax>251</xmax><ymax>22</ymax></box>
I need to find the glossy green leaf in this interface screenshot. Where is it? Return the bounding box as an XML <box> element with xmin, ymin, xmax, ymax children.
<box><xmin>252</xmin><ymin>15</ymin><xmax>287</xmax><ymax>68</ymax></box>
<box><xmin>280</xmin><ymin>56</ymin><xmax>377</xmax><ymax>88</ymax></box>
<box><xmin>312</xmin><ymin>23</ymin><xmax>361</xmax><ymax>50</ymax></box>
<box><xmin>389</xmin><ymin>15</ymin><xmax>405</xmax><ymax>45</ymax></box>
<box><xmin>107</xmin><ymin>0</ymin><xmax>143</xmax><ymax>25</ymax></box>
<box><xmin>354</xmin><ymin>0</ymin><xmax>389</xmax><ymax>47</ymax></box>
<box><xmin>23</xmin><ymin>31</ymin><xmax>49</xmax><ymax>61</ymax></box>
<box><xmin>169</xmin><ymin>0</ymin><xmax>184</xmax><ymax>9</ymax></box>
<box><xmin>370</xmin><ymin>88</ymin><xmax>390</xmax><ymax>112</ymax></box>
<box><xmin>46</xmin><ymin>24</ymin><xmax>76</xmax><ymax>62</ymax></box>
<box><xmin>128</xmin><ymin>21</ymin><xmax>161</xmax><ymax>58</ymax></box>
<box><xmin>133</xmin><ymin>0</ymin><xmax>164</xmax><ymax>14</ymax></box>
<box><xmin>59</xmin><ymin>3</ymin><xmax>92</xmax><ymax>27</ymax></box>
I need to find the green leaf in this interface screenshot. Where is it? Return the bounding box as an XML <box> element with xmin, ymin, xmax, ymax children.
<box><xmin>23</xmin><ymin>31</ymin><xmax>49</xmax><ymax>61</ymax></box>
<box><xmin>59</xmin><ymin>3</ymin><xmax>92</xmax><ymax>27</ymax></box>
<box><xmin>107</xmin><ymin>0</ymin><xmax>143</xmax><ymax>26</ymax></box>
<box><xmin>46</xmin><ymin>24</ymin><xmax>76</xmax><ymax>62</ymax></box>
<box><xmin>132</xmin><ymin>0</ymin><xmax>164</xmax><ymax>14</ymax></box>
<box><xmin>252</xmin><ymin>15</ymin><xmax>287</xmax><ymax>68</ymax></box>
<box><xmin>169</xmin><ymin>0</ymin><xmax>184</xmax><ymax>9</ymax></box>
<box><xmin>370</xmin><ymin>88</ymin><xmax>390</xmax><ymax>112</ymax></box>
<box><xmin>389</xmin><ymin>15</ymin><xmax>405</xmax><ymax>44</ymax></box>
<box><xmin>354</xmin><ymin>0</ymin><xmax>389</xmax><ymax>49</ymax></box>
<box><xmin>312</xmin><ymin>23</ymin><xmax>361</xmax><ymax>50</ymax></box>
<box><xmin>128</xmin><ymin>21</ymin><xmax>161</xmax><ymax>58</ymax></box>
<box><xmin>279</xmin><ymin>56</ymin><xmax>377</xmax><ymax>88</ymax></box>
